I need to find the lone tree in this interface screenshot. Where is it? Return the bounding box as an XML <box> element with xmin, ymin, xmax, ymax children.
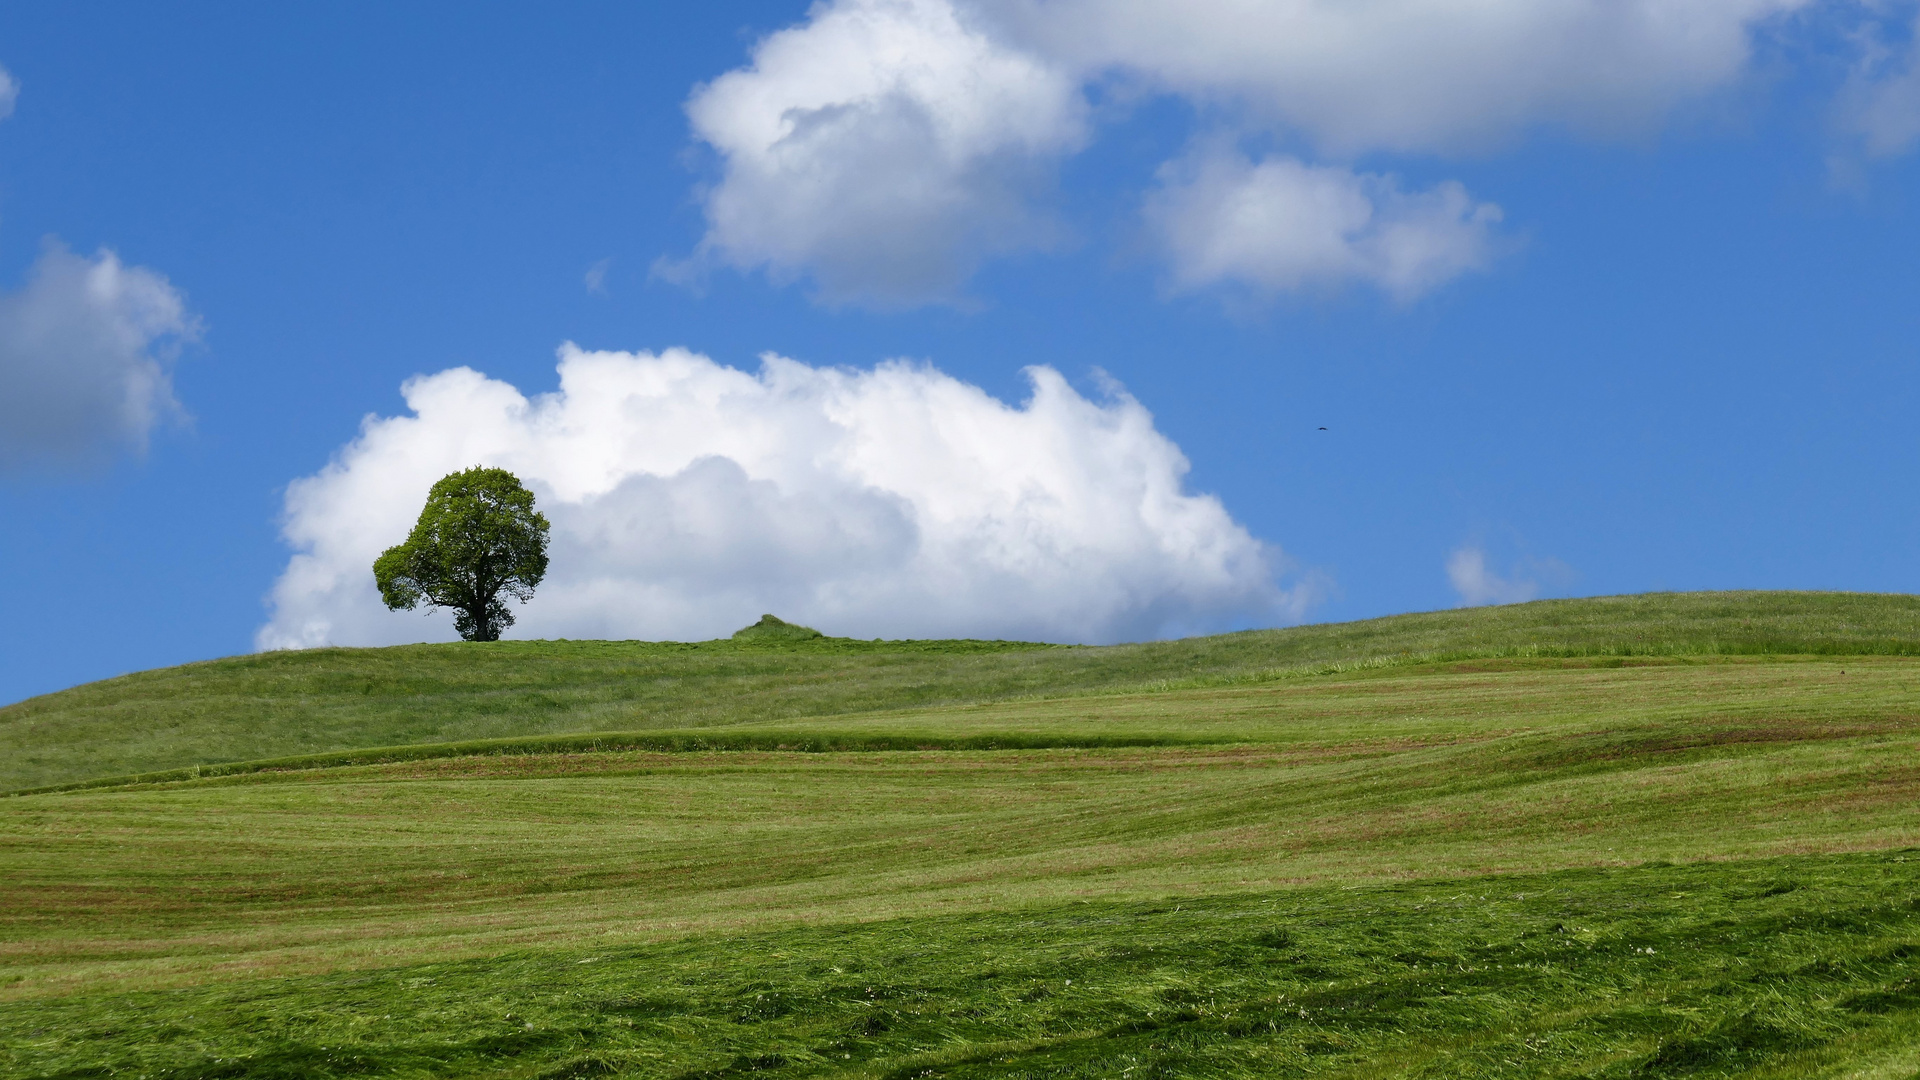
<box><xmin>374</xmin><ymin>466</ymin><xmax>550</xmax><ymax>642</ymax></box>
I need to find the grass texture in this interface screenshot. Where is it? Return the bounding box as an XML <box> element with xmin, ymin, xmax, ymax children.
<box><xmin>8</xmin><ymin>852</ymin><xmax>1920</xmax><ymax>1079</ymax></box>
<box><xmin>8</xmin><ymin>591</ymin><xmax>1920</xmax><ymax>1076</ymax></box>
<box><xmin>8</xmin><ymin>589</ymin><xmax>1920</xmax><ymax>792</ymax></box>
<box><xmin>7</xmin><ymin>654</ymin><xmax>1920</xmax><ymax>999</ymax></box>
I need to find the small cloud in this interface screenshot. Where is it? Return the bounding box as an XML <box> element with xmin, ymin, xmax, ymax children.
<box><xmin>0</xmin><ymin>63</ymin><xmax>17</xmax><ymax>120</ymax></box>
<box><xmin>1144</xmin><ymin>143</ymin><xmax>1505</xmax><ymax>302</ymax></box>
<box><xmin>1445</xmin><ymin>545</ymin><xmax>1573</xmax><ymax>608</ymax></box>
<box><xmin>583</xmin><ymin>257</ymin><xmax>612</xmax><ymax>295</ymax></box>
<box><xmin>0</xmin><ymin>239</ymin><xmax>200</xmax><ymax>472</ymax></box>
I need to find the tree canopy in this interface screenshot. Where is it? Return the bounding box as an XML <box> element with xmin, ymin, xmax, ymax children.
<box><xmin>374</xmin><ymin>467</ymin><xmax>550</xmax><ymax>642</ymax></box>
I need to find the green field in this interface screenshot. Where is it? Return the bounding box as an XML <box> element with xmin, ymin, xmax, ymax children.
<box><xmin>6</xmin><ymin>591</ymin><xmax>1920</xmax><ymax>1077</ymax></box>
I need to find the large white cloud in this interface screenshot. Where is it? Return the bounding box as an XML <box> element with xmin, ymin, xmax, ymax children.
<box><xmin>678</xmin><ymin>0</ymin><xmax>1814</xmax><ymax>305</ymax></box>
<box><xmin>259</xmin><ymin>346</ymin><xmax>1305</xmax><ymax>648</ymax></box>
<box><xmin>1144</xmin><ymin>146</ymin><xmax>1504</xmax><ymax>301</ymax></box>
<box><xmin>0</xmin><ymin>241</ymin><xmax>198</xmax><ymax>470</ymax></box>
<box><xmin>681</xmin><ymin>0</ymin><xmax>1086</xmax><ymax>306</ymax></box>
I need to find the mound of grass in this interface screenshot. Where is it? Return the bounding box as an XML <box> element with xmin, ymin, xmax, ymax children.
<box><xmin>732</xmin><ymin>613</ymin><xmax>826</xmax><ymax>642</ymax></box>
<box><xmin>7</xmin><ymin>590</ymin><xmax>1920</xmax><ymax>792</ymax></box>
<box><xmin>8</xmin><ymin>851</ymin><xmax>1920</xmax><ymax>1079</ymax></box>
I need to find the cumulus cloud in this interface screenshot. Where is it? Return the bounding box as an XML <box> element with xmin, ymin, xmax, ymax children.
<box><xmin>259</xmin><ymin>346</ymin><xmax>1306</xmax><ymax>649</ymax></box>
<box><xmin>677</xmin><ymin>0</ymin><xmax>1809</xmax><ymax>304</ymax></box>
<box><xmin>0</xmin><ymin>240</ymin><xmax>199</xmax><ymax>470</ymax></box>
<box><xmin>1143</xmin><ymin>146</ymin><xmax>1504</xmax><ymax>301</ymax></box>
<box><xmin>1835</xmin><ymin>13</ymin><xmax>1920</xmax><ymax>159</ymax></box>
<box><xmin>682</xmin><ymin>0</ymin><xmax>1087</xmax><ymax>306</ymax></box>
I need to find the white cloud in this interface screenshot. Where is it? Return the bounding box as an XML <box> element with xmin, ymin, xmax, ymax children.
<box><xmin>1143</xmin><ymin>146</ymin><xmax>1504</xmax><ymax>301</ymax></box>
<box><xmin>259</xmin><ymin>345</ymin><xmax>1307</xmax><ymax>649</ymax></box>
<box><xmin>994</xmin><ymin>0</ymin><xmax>1808</xmax><ymax>155</ymax></box>
<box><xmin>1446</xmin><ymin>547</ymin><xmax>1539</xmax><ymax>607</ymax></box>
<box><xmin>1836</xmin><ymin>13</ymin><xmax>1920</xmax><ymax>159</ymax></box>
<box><xmin>1446</xmin><ymin>546</ymin><xmax>1576</xmax><ymax>608</ymax></box>
<box><xmin>677</xmin><ymin>0</ymin><xmax>1805</xmax><ymax>304</ymax></box>
<box><xmin>0</xmin><ymin>63</ymin><xmax>17</xmax><ymax>120</ymax></box>
<box><xmin>0</xmin><ymin>241</ymin><xmax>198</xmax><ymax>470</ymax></box>
<box><xmin>682</xmin><ymin>0</ymin><xmax>1087</xmax><ymax>306</ymax></box>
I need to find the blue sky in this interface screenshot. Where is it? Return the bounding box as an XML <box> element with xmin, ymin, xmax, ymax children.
<box><xmin>3</xmin><ymin>1</ymin><xmax>1920</xmax><ymax>703</ymax></box>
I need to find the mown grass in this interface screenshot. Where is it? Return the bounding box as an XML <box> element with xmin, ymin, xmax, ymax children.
<box><xmin>8</xmin><ymin>851</ymin><xmax>1920</xmax><ymax>1079</ymax></box>
<box><xmin>10</xmin><ymin>592</ymin><xmax>1920</xmax><ymax>1076</ymax></box>
<box><xmin>31</xmin><ymin>650</ymin><xmax>1917</xmax><ymax>795</ymax></box>
<box><xmin>6</xmin><ymin>656</ymin><xmax>1919</xmax><ymax>1000</ymax></box>
<box><xmin>8</xmin><ymin>590</ymin><xmax>1920</xmax><ymax>792</ymax></box>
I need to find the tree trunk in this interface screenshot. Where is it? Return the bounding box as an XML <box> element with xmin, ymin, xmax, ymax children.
<box><xmin>466</xmin><ymin>602</ymin><xmax>494</xmax><ymax>642</ymax></box>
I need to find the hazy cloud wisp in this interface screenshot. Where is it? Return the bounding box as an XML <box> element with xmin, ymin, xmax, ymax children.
<box><xmin>1446</xmin><ymin>545</ymin><xmax>1577</xmax><ymax>608</ymax></box>
<box><xmin>0</xmin><ymin>241</ymin><xmax>198</xmax><ymax>471</ymax></box>
<box><xmin>1836</xmin><ymin>12</ymin><xmax>1920</xmax><ymax>159</ymax></box>
<box><xmin>259</xmin><ymin>346</ymin><xmax>1307</xmax><ymax>649</ymax></box>
<box><xmin>583</xmin><ymin>258</ymin><xmax>612</xmax><ymax>295</ymax></box>
<box><xmin>1446</xmin><ymin>546</ymin><xmax>1540</xmax><ymax>607</ymax></box>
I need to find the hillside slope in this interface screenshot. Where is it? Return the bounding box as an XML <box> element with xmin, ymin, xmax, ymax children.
<box><xmin>8</xmin><ymin>653</ymin><xmax>1920</xmax><ymax>995</ymax></box>
<box><xmin>10</xmin><ymin>591</ymin><xmax>1920</xmax><ymax>1076</ymax></box>
<box><xmin>6</xmin><ymin>590</ymin><xmax>1920</xmax><ymax>791</ymax></box>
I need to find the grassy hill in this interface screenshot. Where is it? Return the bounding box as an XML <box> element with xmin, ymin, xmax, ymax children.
<box><xmin>7</xmin><ymin>589</ymin><xmax>1920</xmax><ymax>792</ymax></box>
<box><xmin>7</xmin><ymin>591</ymin><xmax>1920</xmax><ymax>1077</ymax></box>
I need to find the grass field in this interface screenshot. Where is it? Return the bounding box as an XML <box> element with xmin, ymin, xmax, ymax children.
<box><xmin>6</xmin><ymin>592</ymin><xmax>1920</xmax><ymax>1077</ymax></box>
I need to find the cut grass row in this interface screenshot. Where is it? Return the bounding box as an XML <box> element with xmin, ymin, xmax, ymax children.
<box><xmin>6</xmin><ymin>658</ymin><xmax>1918</xmax><ymax>999</ymax></box>
<box><xmin>7</xmin><ymin>850</ymin><xmax>1920</xmax><ymax>1079</ymax></box>
<box><xmin>15</xmin><ymin>650</ymin><xmax>1918</xmax><ymax>794</ymax></box>
<box><xmin>9</xmin><ymin>590</ymin><xmax>1920</xmax><ymax>791</ymax></box>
